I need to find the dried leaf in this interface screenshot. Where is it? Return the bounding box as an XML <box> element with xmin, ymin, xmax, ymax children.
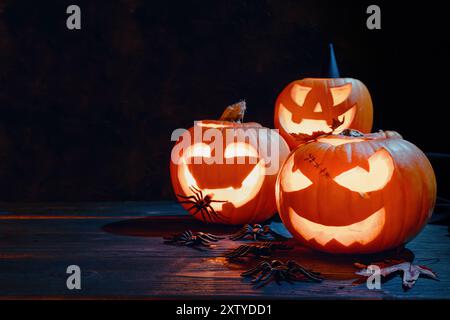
<box><xmin>355</xmin><ymin>261</ymin><xmax>439</xmax><ymax>290</ymax></box>
<box><xmin>330</xmin><ymin>117</ymin><xmax>345</xmax><ymax>131</ymax></box>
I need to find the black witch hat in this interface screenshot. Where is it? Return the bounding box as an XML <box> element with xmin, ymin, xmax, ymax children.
<box><xmin>322</xmin><ymin>43</ymin><xmax>341</xmax><ymax>78</ymax></box>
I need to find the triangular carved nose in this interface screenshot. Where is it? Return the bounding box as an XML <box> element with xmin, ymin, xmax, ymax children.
<box><xmin>313</xmin><ymin>102</ymin><xmax>323</xmax><ymax>112</ymax></box>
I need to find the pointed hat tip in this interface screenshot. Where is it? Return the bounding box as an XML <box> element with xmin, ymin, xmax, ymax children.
<box><xmin>327</xmin><ymin>43</ymin><xmax>340</xmax><ymax>78</ymax></box>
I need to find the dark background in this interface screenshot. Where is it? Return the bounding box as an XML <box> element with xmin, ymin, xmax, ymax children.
<box><xmin>0</xmin><ymin>0</ymin><xmax>448</xmax><ymax>202</ymax></box>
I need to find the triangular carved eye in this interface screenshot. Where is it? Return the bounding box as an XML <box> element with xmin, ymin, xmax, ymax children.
<box><xmin>290</xmin><ymin>84</ymin><xmax>312</xmax><ymax>107</ymax></box>
<box><xmin>330</xmin><ymin>83</ymin><xmax>352</xmax><ymax>106</ymax></box>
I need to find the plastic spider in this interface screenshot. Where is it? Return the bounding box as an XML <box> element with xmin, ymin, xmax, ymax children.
<box><xmin>241</xmin><ymin>260</ymin><xmax>323</xmax><ymax>287</ymax></box>
<box><xmin>229</xmin><ymin>224</ymin><xmax>287</xmax><ymax>241</ymax></box>
<box><xmin>164</xmin><ymin>230</ymin><xmax>223</xmax><ymax>247</ymax></box>
<box><xmin>225</xmin><ymin>242</ymin><xmax>291</xmax><ymax>259</ymax></box>
<box><xmin>177</xmin><ymin>186</ymin><xmax>228</xmax><ymax>223</ymax></box>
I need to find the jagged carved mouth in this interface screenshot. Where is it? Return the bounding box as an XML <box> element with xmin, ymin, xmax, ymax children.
<box><xmin>278</xmin><ymin>104</ymin><xmax>357</xmax><ymax>135</ymax></box>
<box><xmin>177</xmin><ymin>142</ymin><xmax>266</xmax><ymax>211</ymax></box>
<box><xmin>288</xmin><ymin>207</ymin><xmax>386</xmax><ymax>247</ymax></box>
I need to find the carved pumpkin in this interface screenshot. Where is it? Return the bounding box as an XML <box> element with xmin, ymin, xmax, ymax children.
<box><xmin>274</xmin><ymin>45</ymin><xmax>373</xmax><ymax>149</ymax></box>
<box><xmin>171</xmin><ymin>103</ymin><xmax>290</xmax><ymax>225</ymax></box>
<box><xmin>274</xmin><ymin>78</ymin><xmax>373</xmax><ymax>149</ymax></box>
<box><xmin>276</xmin><ymin>130</ymin><xmax>436</xmax><ymax>254</ymax></box>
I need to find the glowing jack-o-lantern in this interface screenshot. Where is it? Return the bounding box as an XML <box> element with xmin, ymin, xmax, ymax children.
<box><xmin>274</xmin><ymin>44</ymin><xmax>373</xmax><ymax>149</ymax></box>
<box><xmin>276</xmin><ymin>130</ymin><xmax>436</xmax><ymax>254</ymax></box>
<box><xmin>274</xmin><ymin>78</ymin><xmax>373</xmax><ymax>149</ymax></box>
<box><xmin>171</xmin><ymin>117</ymin><xmax>290</xmax><ymax>225</ymax></box>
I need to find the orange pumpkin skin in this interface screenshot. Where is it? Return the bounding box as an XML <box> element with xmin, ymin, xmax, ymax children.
<box><xmin>274</xmin><ymin>78</ymin><xmax>373</xmax><ymax>149</ymax></box>
<box><xmin>276</xmin><ymin>130</ymin><xmax>436</xmax><ymax>254</ymax></box>
<box><xmin>171</xmin><ymin>120</ymin><xmax>290</xmax><ymax>225</ymax></box>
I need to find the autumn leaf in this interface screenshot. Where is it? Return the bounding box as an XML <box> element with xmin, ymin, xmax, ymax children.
<box><xmin>355</xmin><ymin>261</ymin><xmax>439</xmax><ymax>290</ymax></box>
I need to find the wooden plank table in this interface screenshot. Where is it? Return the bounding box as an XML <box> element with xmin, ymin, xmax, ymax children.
<box><xmin>0</xmin><ymin>201</ymin><xmax>449</xmax><ymax>299</ymax></box>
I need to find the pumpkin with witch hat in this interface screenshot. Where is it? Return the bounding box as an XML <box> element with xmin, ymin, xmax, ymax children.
<box><xmin>274</xmin><ymin>44</ymin><xmax>374</xmax><ymax>149</ymax></box>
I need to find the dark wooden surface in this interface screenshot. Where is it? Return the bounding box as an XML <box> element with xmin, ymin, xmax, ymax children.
<box><xmin>0</xmin><ymin>201</ymin><xmax>449</xmax><ymax>299</ymax></box>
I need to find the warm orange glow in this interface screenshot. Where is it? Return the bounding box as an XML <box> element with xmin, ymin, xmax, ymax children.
<box><xmin>224</xmin><ymin>142</ymin><xmax>259</xmax><ymax>158</ymax></box>
<box><xmin>278</xmin><ymin>103</ymin><xmax>357</xmax><ymax>135</ymax></box>
<box><xmin>334</xmin><ymin>105</ymin><xmax>356</xmax><ymax>133</ymax></box>
<box><xmin>184</xmin><ymin>143</ymin><xmax>212</xmax><ymax>158</ymax></box>
<box><xmin>318</xmin><ymin>137</ymin><xmax>365</xmax><ymax>146</ymax></box>
<box><xmin>280</xmin><ymin>156</ymin><xmax>312</xmax><ymax>192</ymax></box>
<box><xmin>330</xmin><ymin>83</ymin><xmax>352</xmax><ymax>106</ymax></box>
<box><xmin>333</xmin><ymin>149</ymin><xmax>394</xmax><ymax>192</ymax></box>
<box><xmin>197</xmin><ymin>122</ymin><xmax>231</xmax><ymax>128</ymax></box>
<box><xmin>178</xmin><ymin>144</ymin><xmax>266</xmax><ymax>211</ymax></box>
<box><xmin>290</xmin><ymin>84</ymin><xmax>312</xmax><ymax>106</ymax></box>
<box><xmin>288</xmin><ymin>207</ymin><xmax>386</xmax><ymax>246</ymax></box>
<box><xmin>313</xmin><ymin>102</ymin><xmax>323</xmax><ymax>112</ymax></box>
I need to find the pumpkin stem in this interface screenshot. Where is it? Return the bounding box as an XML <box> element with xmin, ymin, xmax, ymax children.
<box><xmin>219</xmin><ymin>100</ymin><xmax>247</xmax><ymax>123</ymax></box>
<box><xmin>339</xmin><ymin>129</ymin><xmax>364</xmax><ymax>137</ymax></box>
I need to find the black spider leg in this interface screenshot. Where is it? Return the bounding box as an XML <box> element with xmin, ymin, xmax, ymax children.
<box><xmin>189</xmin><ymin>185</ymin><xmax>202</xmax><ymax>195</ymax></box>
<box><xmin>183</xmin><ymin>202</ymin><xmax>203</xmax><ymax>219</ymax></box>
<box><xmin>254</xmin><ymin>262</ymin><xmax>284</xmax><ymax>288</ymax></box>
<box><xmin>197</xmin><ymin>232</ymin><xmax>223</xmax><ymax>241</ymax></box>
<box><xmin>280</xmin><ymin>271</ymin><xmax>295</xmax><ymax>284</ymax></box>
<box><xmin>225</xmin><ymin>245</ymin><xmax>253</xmax><ymax>259</ymax></box>
<box><xmin>225</xmin><ymin>245</ymin><xmax>247</xmax><ymax>258</ymax></box>
<box><xmin>197</xmin><ymin>190</ymin><xmax>228</xmax><ymax>223</ymax></box>
<box><xmin>178</xmin><ymin>230</ymin><xmax>191</xmax><ymax>244</ymax></box>
<box><xmin>241</xmin><ymin>261</ymin><xmax>270</xmax><ymax>277</ymax></box>
<box><xmin>271</xmin><ymin>242</ymin><xmax>292</xmax><ymax>251</ymax></box>
<box><xmin>189</xmin><ymin>186</ymin><xmax>210</xmax><ymax>222</ymax></box>
<box><xmin>176</xmin><ymin>192</ymin><xmax>204</xmax><ymax>218</ymax></box>
<box><xmin>186</xmin><ymin>231</ymin><xmax>210</xmax><ymax>248</ymax></box>
<box><xmin>287</xmin><ymin>261</ymin><xmax>323</xmax><ymax>282</ymax></box>
<box><xmin>197</xmin><ymin>189</ymin><xmax>228</xmax><ymax>223</ymax></box>
<box><xmin>204</xmin><ymin>203</ymin><xmax>227</xmax><ymax>223</ymax></box>
<box><xmin>189</xmin><ymin>186</ymin><xmax>228</xmax><ymax>218</ymax></box>
<box><xmin>188</xmin><ymin>186</ymin><xmax>212</xmax><ymax>223</ymax></box>
<box><xmin>230</xmin><ymin>225</ymin><xmax>252</xmax><ymax>240</ymax></box>
<box><xmin>252</xmin><ymin>267</ymin><xmax>273</xmax><ymax>283</ymax></box>
<box><xmin>176</xmin><ymin>193</ymin><xmax>200</xmax><ymax>212</ymax></box>
<box><xmin>196</xmin><ymin>234</ymin><xmax>212</xmax><ymax>246</ymax></box>
<box><xmin>200</xmin><ymin>206</ymin><xmax>211</xmax><ymax>223</ymax></box>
